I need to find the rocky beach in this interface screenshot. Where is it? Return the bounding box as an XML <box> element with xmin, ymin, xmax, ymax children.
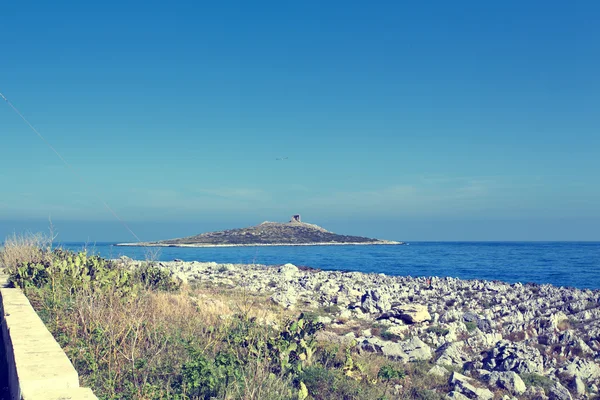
<box><xmin>133</xmin><ymin>258</ymin><xmax>600</xmax><ymax>399</ymax></box>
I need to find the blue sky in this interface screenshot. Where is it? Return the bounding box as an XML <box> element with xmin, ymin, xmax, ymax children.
<box><xmin>1</xmin><ymin>1</ymin><xmax>599</xmax><ymax>241</ymax></box>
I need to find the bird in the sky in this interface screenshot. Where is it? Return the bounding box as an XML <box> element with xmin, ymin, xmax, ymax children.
<box><xmin>276</xmin><ymin>157</ymin><xmax>289</xmax><ymax>161</ymax></box>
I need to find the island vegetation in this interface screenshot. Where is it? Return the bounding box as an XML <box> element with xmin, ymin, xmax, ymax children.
<box><xmin>118</xmin><ymin>215</ymin><xmax>402</xmax><ymax>248</ymax></box>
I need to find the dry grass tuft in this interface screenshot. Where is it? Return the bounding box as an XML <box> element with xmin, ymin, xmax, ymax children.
<box><xmin>0</xmin><ymin>232</ymin><xmax>54</xmax><ymax>273</ymax></box>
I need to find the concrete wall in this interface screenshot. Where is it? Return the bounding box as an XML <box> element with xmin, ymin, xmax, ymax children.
<box><xmin>0</xmin><ymin>284</ymin><xmax>97</xmax><ymax>400</ymax></box>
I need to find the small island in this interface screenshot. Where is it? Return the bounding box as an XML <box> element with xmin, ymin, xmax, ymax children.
<box><xmin>117</xmin><ymin>214</ymin><xmax>403</xmax><ymax>247</ymax></box>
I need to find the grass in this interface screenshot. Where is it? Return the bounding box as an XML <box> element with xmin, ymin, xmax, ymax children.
<box><xmin>464</xmin><ymin>321</ymin><xmax>477</xmax><ymax>332</ymax></box>
<box><xmin>520</xmin><ymin>373</ymin><xmax>554</xmax><ymax>394</ymax></box>
<box><xmin>1</xmin><ymin>233</ymin><xmax>459</xmax><ymax>400</ymax></box>
<box><xmin>426</xmin><ymin>325</ymin><xmax>450</xmax><ymax>336</ymax></box>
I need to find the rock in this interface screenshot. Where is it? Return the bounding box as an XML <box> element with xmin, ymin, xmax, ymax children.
<box><xmin>524</xmin><ymin>386</ymin><xmax>548</xmax><ymax>400</ymax></box>
<box><xmin>278</xmin><ymin>263</ymin><xmax>299</xmax><ymax>280</ymax></box>
<box><xmin>270</xmin><ymin>287</ymin><xmax>298</xmax><ymax>307</ymax></box>
<box><xmin>482</xmin><ymin>341</ymin><xmax>544</xmax><ymax>374</ymax></box>
<box><xmin>435</xmin><ymin>342</ymin><xmax>469</xmax><ymax>367</ymax></box>
<box><xmin>560</xmin><ymin>359</ymin><xmax>600</xmax><ymax>381</ymax></box>
<box><xmin>360</xmin><ymin>290</ymin><xmax>391</xmax><ymax>313</ymax></box>
<box><xmin>385</xmin><ymin>324</ymin><xmax>408</xmax><ymax>337</ymax></box>
<box><xmin>484</xmin><ymin>371</ymin><xmax>526</xmax><ymax>395</ymax></box>
<box><xmin>429</xmin><ymin>365</ymin><xmax>450</xmax><ymax>377</ymax></box>
<box><xmin>174</xmin><ymin>272</ymin><xmax>189</xmax><ymax>285</ymax></box>
<box><xmin>380</xmin><ymin>304</ymin><xmax>431</xmax><ymax>323</ymax></box>
<box><xmin>477</xmin><ymin>319</ymin><xmax>493</xmax><ymax>333</ymax></box>
<box><xmin>449</xmin><ymin>372</ymin><xmax>494</xmax><ymax>400</ymax></box>
<box><xmin>548</xmin><ymin>312</ymin><xmax>570</xmax><ymax>330</ymax></box>
<box><xmin>548</xmin><ymin>381</ymin><xmax>573</xmax><ymax>400</ymax></box>
<box><xmin>362</xmin><ymin>336</ymin><xmax>432</xmax><ymax>362</ymax></box>
<box><xmin>466</xmin><ymin>330</ymin><xmax>502</xmax><ymax>350</ymax></box>
<box><xmin>315</xmin><ymin>331</ymin><xmax>356</xmax><ymax>346</ymax></box>
<box><xmin>446</xmin><ymin>391</ymin><xmax>470</xmax><ymax>399</ymax></box>
<box><xmin>463</xmin><ymin>312</ymin><xmax>478</xmax><ymax>322</ymax></box>
<box><xmin>569</xmin><ymin>377</ymin><xmax>585</xmax><ymax>397</ymax></box>
<box><xmin>319</xmin><ymin>281</ymin><xmax>340</xmax><ymax>296</ymax></box>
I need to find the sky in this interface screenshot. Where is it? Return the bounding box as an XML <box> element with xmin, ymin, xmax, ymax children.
<box><xmin>1</xmin><ymin>1</ymin><xmax>599</xmax><ymax>242</ymax></box>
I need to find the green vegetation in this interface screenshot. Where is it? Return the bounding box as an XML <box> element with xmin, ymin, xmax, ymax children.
<box><xmin>521</xmin><ymin>373</ymin><xmax>554</xmax><ymax>393</ymax></box>
<box><xmin>0</xmin><ymin>233</ymin><xmax>448</xmax><ymax>399</ymax></box>
<box><xmin>464</xmin><ymin>321</ymin><xmax>477</xmax><ymax>332</ymax></box>
<box><xmin>380</xmin><ymin>330</ymin><xmax>402</xmax><ymax>342</ymax></box>
<box><xmin>377</xmin><ymin>364</ymin><xmax>405</xmax><ymax>381</ymax></box>
<box><xmin>426</xmin><ymin>325</ymin><xmax>450</xmax><ymax>336</ymax></box>
<box><xmin>321</xmin><ymin>304</ymin><xmax>341</xmax><ymax>314</ymax></box>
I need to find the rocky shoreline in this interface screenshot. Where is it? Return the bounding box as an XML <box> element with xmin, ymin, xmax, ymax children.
<box><xmin>129</xmin><ymin>258</ymin><xmax>600</xmax><ymax>399</ymax></box>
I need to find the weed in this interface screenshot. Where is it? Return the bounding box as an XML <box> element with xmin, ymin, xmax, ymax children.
<box><xmin>378</xmin><ymin>364</ymin><xmax>405</xmax><ymax>381</ymax></box>
<box><xmin>464</xmin><ymin>321</ymin><xmax>477</xmax><ymax>332</ymax></box>
<box><xmin>381</xmin><ymin>330</ymin><xmax>402</xmax><ymax>342</ymax></box>
<box><xmin>521</xmin><ymin>373</ymin><xmax>554</xmax><ymax>393</ymax></box>
<box><xmin>426</xmin><ymin>325</ymin><xmax>450</xmax><ymax>336</ymax></box>
<box><xmin>321</xmin><ymin>304</ymin><xmax>341</xmax><ymax>314</ymax></box>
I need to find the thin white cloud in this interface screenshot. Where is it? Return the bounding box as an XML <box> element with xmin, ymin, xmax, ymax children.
<box><xmin>196</xmin><ymin>188</ymin><xmax>266</xmax><ymax>200</ymax></box>
<box><xmin>304</xmin><ymin>178</ymin><xmax>495</xmax><ymax>216</ymax></box>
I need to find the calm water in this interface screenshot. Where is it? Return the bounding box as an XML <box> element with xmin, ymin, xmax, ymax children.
<box><xmin>60</xmin><ymin>242</ymin><xmax>600</xmax><ymax>290</ymax></box>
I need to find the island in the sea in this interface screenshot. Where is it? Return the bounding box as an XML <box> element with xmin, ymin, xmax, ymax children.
<box><xmin>117</xmin><ymin>214</ymin><xmax>404</xmax><ymax>247</ymax></box>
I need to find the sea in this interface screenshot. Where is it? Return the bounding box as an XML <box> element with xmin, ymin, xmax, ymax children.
<box><xmin>60</xmin><ymin>242</ymin><xmax>600</xmax><ymax>290</ymax></box>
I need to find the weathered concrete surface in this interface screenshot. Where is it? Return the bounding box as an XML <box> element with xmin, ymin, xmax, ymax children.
<box><xmin>0</xmin><ymin>287</ymin><xmax>97</xmax><ymax>400</ymax></box>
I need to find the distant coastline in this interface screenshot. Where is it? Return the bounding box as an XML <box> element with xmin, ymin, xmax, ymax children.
<box><xmin>130</xmin><ymin>215</ymin><xmax>403</xmax><ymax>247</ymax></box>
<box><xmin>115</xmin><ymin>240</ymin><xmax>404</xmax><ymax>248</ymax></box>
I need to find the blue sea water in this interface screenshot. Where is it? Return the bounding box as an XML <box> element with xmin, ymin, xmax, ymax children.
<box><xmin>60</xmin><ymin>242</ymin><xmax>600</xmax><ymax>290</ymax></box>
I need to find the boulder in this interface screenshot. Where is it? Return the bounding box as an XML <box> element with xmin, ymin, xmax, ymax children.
<box><xmin>360</xmin><ymin>290</ymin><xmax>391</xmax><ymax>313</ymax></box>
<box><xmin>429</xmin><ymin>365</ymin><xmax>450</xmax><ymax>377</ymax></box>
<box><xmin>449</xmin><ymin>372</ymin><xmax>494</xmax><ymax>400</ymax></box>
<box><xmin>569</xmin><ymin>377</ymin><xmax>586</xmax><ymax>398</ymax></box>
<box><xmin>270</xmin><ymin>287</ymin><xmax>298</xmax><ymax>307</ymax></box>
<box><xmin>435</xmin><ymin>342</ymin><xmax>469</xmax><ymax>367</ymax></box>
<box><xmin>361</xmin><ymin>336</ymin><xmax>432</xmax><ymax>362</ymax></box>
<box><xmin>560</xmin><ymin>359</ymin><xmax>600</xmax><ymax>382</ymax></box>
<box><xmin>380</xmin><ymin>304</ymin><xmax>431</xmax><ymax>323</ymax></box>
<box><xmin>524</xmin><ymin>386</ymin><xmax>548</xmax><ymax>400</ymax></box>
<box><xmin>278</xmin><ymin>263</ymin><xmax>299</xmax><ymax>280</ymax></box>
<box><xmin>482</xmin><ymin>341</ymin><xmax>544</xmax><ymax>374</ymax></box>
<box><xmin>484</xmin><ymin>371</ymin><xmax>526</xmax><ymax>395</ymax></box>
<box><xmin>463</xmin><ymin>312</ymin><xmax>478</xmax><ymax>322</ymax></box>
<box><xmin>548</xmin><ymin>381</ymin><xmax>573</xmax><ymax>400</ymax></box>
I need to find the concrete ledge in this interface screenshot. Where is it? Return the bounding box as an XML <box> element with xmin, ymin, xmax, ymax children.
<box><xmin>1</xmin><ymin>288</ymin><xmax>97</xmax><ymax>400</ymax></box>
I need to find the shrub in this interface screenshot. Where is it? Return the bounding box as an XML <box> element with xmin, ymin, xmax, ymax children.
<box><xmin>298</xmin><ymin>366</ymin><xmax>383</xmax><ymax>400</ymax></box>
<box><xmin>521</xmin><ymin>373</ymin><xmax>554</xmax><ymax>393</ymax></box>
<box><xmin>8</xmin><ymin>248</ymin><xmax>180</xmax><ymax>296</ymax></box>
<box><xmin>464</xmin><ymin>322</ymin><xmax>477</xmax><ymax>332</ymax></box>
<box><xmin>377</xmin><ymin>364</ymin><xmax>405</xmax><ymax>381</ymax></box>
<box><xmin>406</xmin><ymin>387</ymin><xmax>445</xmax><ymax>400</ymax></box>
<box><xmin>268</xmin><ymin>314</ymin><xmax>324</xmax><ymax>374</ymax></box>
<box><xmin>426</xmin><ymin>325</ymin><xmax>450</xmax><ymax>336</ymax></box>
<box><xmin>321</xmin><ymin>305</ymin><xmax>341</xmax><ymax>314</ymax></box>
<box><xmin>136</xmin><ymin>262</ymin><xmax>181</xmax><ymax>292</ymax></box>
<box><xmin>0</xmin><ymin>232</ymin><xmax>52</xmax><ymax>273</ymax></box>
<box><xmin>381</xmin><ymin>330</ymin><xmax>402</xmax><ymax>341</ymax></box>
